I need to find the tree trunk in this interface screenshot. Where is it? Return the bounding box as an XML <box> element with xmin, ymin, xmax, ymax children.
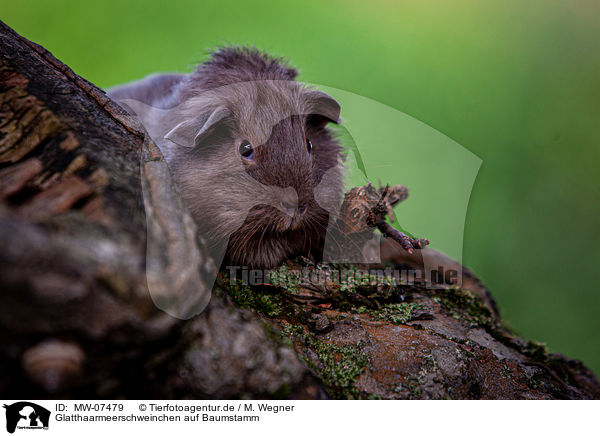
<box><xmin>0</xmin><ymin>21</ymin><xmax>598</xmax><ymax>399</ymax></box>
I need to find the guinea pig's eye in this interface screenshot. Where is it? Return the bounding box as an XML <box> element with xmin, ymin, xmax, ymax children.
<box><xmin>306</xmin><ymin>138</ymin><xmax>313</xmax><ymax>154</ymax></box>
<box><xmin>239</xmin><ymin>140</ymin><xmax>254</xmax><ymax>160</ymax></box>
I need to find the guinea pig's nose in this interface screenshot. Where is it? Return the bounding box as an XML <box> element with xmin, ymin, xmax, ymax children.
<box><xmin>279</xmin><ymin>190</ymin><xmax>298</xmax><ymax>215</ymax></box>
<box><xmin>280</xmin><ymin>200</ymin><xmax>296</xmax><ymax>215</ymax></box>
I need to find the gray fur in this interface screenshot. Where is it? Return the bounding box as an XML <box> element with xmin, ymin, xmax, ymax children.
<box><xmin>108</xmin><ymin>47</ymin><xmax>345</xmax><ymax>268</ymax></box>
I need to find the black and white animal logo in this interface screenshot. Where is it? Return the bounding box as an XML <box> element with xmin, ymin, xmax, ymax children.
<box><xmin>3</xmin><ymin>402</ymin><xmax>50</xmax><ymax>434</ymax></box>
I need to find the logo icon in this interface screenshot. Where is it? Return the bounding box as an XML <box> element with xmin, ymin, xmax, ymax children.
<box><xmin>3</xmin><ymin>402</ymin><xmax>50</xmax><ymax>434</ymax></box>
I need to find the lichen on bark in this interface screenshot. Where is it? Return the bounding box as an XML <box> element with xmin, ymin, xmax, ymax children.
<box><xmin>218</xmin><ymin>257</ymin><xmax>600</xmax><ymax>399</ymax></box>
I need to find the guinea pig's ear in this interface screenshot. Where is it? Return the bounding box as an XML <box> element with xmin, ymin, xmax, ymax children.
<box><xmin>306</xmin><ymin>90</ymin><xmax>341</xmax><ymax>125</ymax></box>
<box><xmin>164</xmin><ymin>106</ymin><xmax>231</xmax><ymax>147</ymax></box>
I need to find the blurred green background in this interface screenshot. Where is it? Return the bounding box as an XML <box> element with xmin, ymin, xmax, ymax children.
<box><xmin>2</xmin><ymin>0</ymin><xmax>599</xmax><ymax>374</ymax></box>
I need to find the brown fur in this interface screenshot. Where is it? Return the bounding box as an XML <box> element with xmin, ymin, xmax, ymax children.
<box><xmin>109</xmin><ymin>47</ymin><xmax>345</xmax><ymax>268</ymax></box>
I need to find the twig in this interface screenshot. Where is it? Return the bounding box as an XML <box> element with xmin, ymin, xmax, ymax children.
<box><xmin>376</xmin><ymin>220</ymin><xmax>429</xmax><ymax>254</ymax></box>
<box><xmin>363</xmin><ymin>184</ymin><xmax>430</xmax><ymax>253</ymax></box>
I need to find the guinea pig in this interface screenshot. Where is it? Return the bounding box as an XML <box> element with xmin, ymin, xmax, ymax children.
<box><xmin>108</xmin><ymin>47</ymin><xmax>345</xmax><ymax>269</ymax></box>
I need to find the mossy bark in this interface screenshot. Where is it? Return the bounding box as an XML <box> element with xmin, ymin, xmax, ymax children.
<box><xmin>219</xmin><ymin>254</ymin><xmax>600</xmax><ymax>399</ymax></box>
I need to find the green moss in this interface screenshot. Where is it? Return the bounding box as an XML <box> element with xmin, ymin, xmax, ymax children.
<box><xmin>373</xmin><ymin>302</ymin><xmax>421</xmax><ymax>325</ymax></box>
<box><xmin>351</xmin><ymin>306</ymin><xmax>369</xmax><ymax>314</ymax></box>
<box><xmin>434</xmin><ymin>287</ymin><xmax>493</xmax><ymax>327</ymax></box>
<box><xmin>309</xmin><ymin>340</ymin><xmax>370</xmax><ymax>399</ymax></box>
<box><xmin>268</xmin><ymin>265</ymin><xmax>300</xmax><ymax>294</ymax></box>
<box><xmin>340</xmin><ymin>273</ymin><xmax>398</xmax><ymax>295</ymax></box>
<box><xmin>335</xmin><ymin>265</ymin><xmax>396</xmax><ymax>296</ymax></box>
<box><xmin>523</xmin><ymin>371</ymin><xmax>544</xmax><ymax>389</ymax></box>
<box><xmin>223</xmin><ymin>279</ymin><xmax>284</xmax><ymax>317</ymax></box>
<box><xmin>522</xmin><ymin>340</ymin><xmax>549</xmax><ymax>362</ymax></box>
<box><xmin>280</xmin><ymin>322</ymin><xmax>369</xmax><ymax>399</ymax></box>
<box><xmin>281</xmin><ymin>322</ymin><xmax>307</xmax><ymax>339</ymax></box>
<box><xmin>456</xmin><ymin>344</ymin><xmax>477</xmax><ymax>362</ymax></box>
<box><xmin>500</xmin><ymin>362</ymin><xmax>514</xmax><ymax>380</ymax></box>
<box><xmin>339</xmin><ymin>273</ymin><xmax>360</xmax><ymax>295</ymax></box>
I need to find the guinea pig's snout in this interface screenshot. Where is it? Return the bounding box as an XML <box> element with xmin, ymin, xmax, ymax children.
<box><xmin>279</xmin><ymin>189</ymin><xmax>306</xmax><ymax>217</ymax></box>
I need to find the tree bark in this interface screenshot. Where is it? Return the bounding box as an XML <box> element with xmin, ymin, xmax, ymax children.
<box><xmin>0</xmin><ymin>21</ymin><xmax>598</xmax><ymax>399</ymax></box>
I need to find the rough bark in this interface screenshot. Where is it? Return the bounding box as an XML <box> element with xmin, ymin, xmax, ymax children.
<box><xmin>0</xmin><ymin>21</ymin><xmax>320</xmax><ymax>399</ymax></box>
<box><xmin>0</xmin><ymin>21</ymin><xmax>598</xmax><ymax>400</ymax></box>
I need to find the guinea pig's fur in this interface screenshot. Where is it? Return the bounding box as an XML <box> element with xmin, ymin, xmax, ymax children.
<box><xmin>109</xmin><ymin>47</ymin><xmax>345</xmax><ymax>268</ymax></box>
